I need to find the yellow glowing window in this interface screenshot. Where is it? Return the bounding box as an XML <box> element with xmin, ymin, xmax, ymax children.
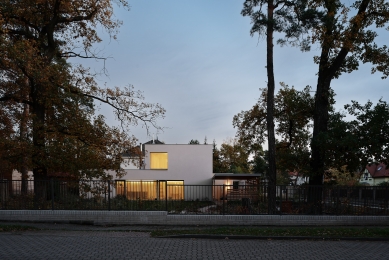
<box><xmin>150</xmin><ymin>152</ymin><xmax>168</xmax><ymax>169</ymax></box>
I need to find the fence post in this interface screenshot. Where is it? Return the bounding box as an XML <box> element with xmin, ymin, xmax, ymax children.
<box><xmin>279</xmin><ymin>186</ymin><xmax>282</xmax><ymax>215</ymax></box>
<box><xmin>222</xmin><ymin>184</ymin><xmax>225</xmax><ymax>215</ymax></box>
<box><xmin>108</xmin><ymin>180</ymin><xmax>111</xmax><ymax>211</ymax></box>
<box><xmin>51</xmin><ymin>178</ymin><xmax>55</xmax><ymax>211</ymax></box>
<box><xmin>165</xmin><ymin>182</ymin><xmax>168</xmax><ymax>212</ymax></box>
<box><xmin>385</xmin><ymin>186</ymin><xmax>388</xmax><ymax>215</ymax></box>
<box><xmin>336</xmin><ymin>186</ymin><xmax>342</xmax><ymax>215</ymax></box>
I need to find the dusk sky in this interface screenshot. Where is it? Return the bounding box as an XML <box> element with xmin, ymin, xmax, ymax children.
<box><xmin>82</xmin><ymin>0</ymin><xmax>388</xmax><ymax>147</ymax></box>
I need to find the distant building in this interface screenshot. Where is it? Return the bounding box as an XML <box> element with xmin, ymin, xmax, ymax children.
<box><xmin>288</xmin><ymin>171</ymin><xmax>309</xmax><ymax>186</ymax></box>
<box><xmin>359</xmin><ymin>163</ymin><xmax>389</xmax><ymax>185</ymax></box>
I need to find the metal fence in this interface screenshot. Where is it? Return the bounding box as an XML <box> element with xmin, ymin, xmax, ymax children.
<box><xmin>0</xmin><ymin>179</ymin><xmax>388</xmax><ymax>215</ymax></box>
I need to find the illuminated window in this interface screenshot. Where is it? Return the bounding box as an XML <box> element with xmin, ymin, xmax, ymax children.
<box><xmin>159</xmin><ymin>181</ymin><xmax>184</xmax><ymax>200</ymax></box>
<box><xmin>116</xmin><ymin>181</ymin><xmax>158</xmax><ymax>200</ymax></box>
<box><xmin>150</xmin><ymin>152</ymin><xmax>168</xmax><ymax>169</ymax></box>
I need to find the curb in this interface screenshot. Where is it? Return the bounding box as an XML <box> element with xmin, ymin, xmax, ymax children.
<box><xmin>156</xmin><ymin>234</ymin><xmax>389</xmax><ymax>241</ymax></box>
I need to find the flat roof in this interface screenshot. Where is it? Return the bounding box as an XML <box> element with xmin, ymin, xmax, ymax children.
<box><xmin>213</xmin><ymin>173</ymin><xmax>263</xmax><ymax>179</ymax></box>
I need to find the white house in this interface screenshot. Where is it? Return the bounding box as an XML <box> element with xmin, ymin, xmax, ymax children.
<box><xmin>114</xmin><ymin>140</ymin><xmax>214</xmax><ymax>200</ymax></box>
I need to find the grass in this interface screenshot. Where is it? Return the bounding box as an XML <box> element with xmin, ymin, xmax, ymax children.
<box><xmin>150</xmin><ymin>226</ymin><xmax>389</xmax><ymax>238</ymax></box>
<box><xmin>0</xmin><ymin>224</ymin><xmax>40</xmax><ymax>232</ymax></box>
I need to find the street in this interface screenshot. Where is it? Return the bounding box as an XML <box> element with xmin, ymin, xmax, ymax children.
<box><xmin>1</xmin><ymin>230</ymin><xmax>388</xmax><ymax>259</ymax></box>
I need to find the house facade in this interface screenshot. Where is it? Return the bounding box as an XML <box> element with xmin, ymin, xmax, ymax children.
<box><xmin>359</xmin><ymin>163</ymin><xmax>389</xmax><ymax>185</ymax></box>
<box><xmin>115</xmin><ymin>142</ymin><xmax>214</xmax><ymax>200</ymax></box>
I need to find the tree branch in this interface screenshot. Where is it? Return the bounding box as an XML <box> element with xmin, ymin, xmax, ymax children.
<box><xmin>274</xmin><ymin>0</ymin><xmax>294</xmax><ymax>10</ymax></box>
<box><xmin>6</xmin><ymin>29</ymin><xmax>37</xmax><ymax>40</ymax></box>
<box><xmin>60</xmin><ymin>51</ymin><xmax>108</xmax><ymax>60</ymax></box>
<box><xmin>57</xmin><ymin>9</ymin><xmax>98</xmax><ymax>24</ymax></box>
<box><xmin>0</xmin><ymin>95</ymin><xmax>32</xmax><ymax>105</ymax></box>
<box><xmin>327</xmin><ymin>0</ymin><xmax>371</xmax><ymax>79</ymax></box>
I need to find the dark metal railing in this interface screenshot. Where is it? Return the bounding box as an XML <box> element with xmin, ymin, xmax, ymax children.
<box><xmin>0</xmin><ymin>180</ymin><xmax>388</xmax><ymax>215</ymax></box>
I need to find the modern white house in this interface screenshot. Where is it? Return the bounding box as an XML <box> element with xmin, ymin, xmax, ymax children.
<box><xmin>116</xmin><ymin>140</ymin><xmax>267</xmax><ymax>201</ymax></box>
<box><xmin>115</xmin><ymin>140</ymin><xmax>214</xmax><ymax>200</ymax></box>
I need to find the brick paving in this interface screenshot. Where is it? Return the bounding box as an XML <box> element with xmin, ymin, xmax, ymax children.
<box><xmin>0</xmin><ymin>229</ymin><xmax>388</xmax><ymax>260</ymax></box>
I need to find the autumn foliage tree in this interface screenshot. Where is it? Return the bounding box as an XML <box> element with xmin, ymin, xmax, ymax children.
<box><xmin>308</xmin><ymin>0</ymin><xmax>389</xmax><ymax>186</ymax></box>
<box><xmin>234</xmin><ymin>85</ymin><xmax>315</xmax><ymax>177</ymax></box>
<box><xmin>0</xmin><ymin>0</ymin><xmax>165</xmax><ymax>195</ymax></box>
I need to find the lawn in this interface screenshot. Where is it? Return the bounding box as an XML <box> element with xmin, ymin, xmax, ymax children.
<box><xmin>0</xmin><ymin>224</ymin><xmax>39</xmax><ymax>232</ymax></box>
<box><xmin>150</xmin><ymin>226</ymin><xmax>389</xmax><ymax>239</ymax></box>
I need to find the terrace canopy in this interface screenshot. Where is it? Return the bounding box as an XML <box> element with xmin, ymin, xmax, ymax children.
<box><xmin>212</xmin><ymin>173</ymin><xmax>264</xmax><ymax>185</ymax></box>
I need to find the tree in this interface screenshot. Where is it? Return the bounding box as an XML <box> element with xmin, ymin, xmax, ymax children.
<box><xmin>212</xmin><ymin>140</ymin><xmax>227</xmax><ymax>173</ymax></box>
<box><xmin>0</xmin><ymin>100</ymin><xmax>17</xmax><ymax>180</ymax></box>
<box><xmin>323</xmin><ymin>99</ymin><xmax>389</xmax><ymax>172</ymax></box>
<box><xmin>324</xmin><ymin>166</ymin><xmax>361</xmax><ymax>186</ymax></box>
<box><xmin>235</xmin><ymin>85</ymin><xmax>389</xmax><ymax>186</ymax></box>
<box><xmin>0</xmin><ymin>0</ymin><xmax>165</xmax><ymax>196</ymax></box>
<box><xmin>242</xmin><ymin>0</ymin><xmax>321</xmax><ymax>213</ymax></box>
<box><xmin>234</xmin><ymin>85</ymin><xmax>314</xmax><ymax>175</ymax></box>
<box><xmin>309</xmin><ymin>0</ymin><xmax>389</xmax><ymax>186</ymax></box>
<box><xmin>218</xmin><ymin>138</ymin><xmax>251</xmax><ymax>173</ymax></box>
<box><xmin>345</xmin><ymin>99</ymin><xmax>389</xmax><ymax>167</ymax></box>
<box><xmin>189</xmin><ymin>139</ymin><xmax>200</xmax><ymax>144</ymax></box>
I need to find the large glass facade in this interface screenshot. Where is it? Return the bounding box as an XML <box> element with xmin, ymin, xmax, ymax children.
<box><xmin>159</xmin><ymin>181</ymin><xmax>184</xmax><ymax>200</ymax></box>
<box><xmin>115</xmin><ymin>180</ymin><xmax>184</xmax><ymax>200</ymax></box>
<box><xmin>115</xmin><ymin>180</ymin><xmax>157</xmax><ymax>200</ymax></box>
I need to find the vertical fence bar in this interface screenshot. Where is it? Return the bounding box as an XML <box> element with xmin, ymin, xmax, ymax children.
<box><xmin>165</xmin><ymin>182</ymin><xmax>168</xmax><ymax>212</ymax></box>
<box><xmin>383</xmin><ymin>186</ymin><xmax>389</xmax><ymax>215</ymax></box>
<box><xmin>51</xmin><ymin>178</ymin><xmax>55</xmax><ymax>211</ymax></box>
<box><xmin>108</xmin><ymin>180</ymin><xmax>111</xmax><ymax>211</ymax></box>
<box><xmin>222</xmin><ymin>184</ymin><xmax>225</xmax><ymax>215</ymax></box>
<box><xmin>279</xmin><ymin>186</ymin><xmax>282</xmax><ymax>215</ymax></box>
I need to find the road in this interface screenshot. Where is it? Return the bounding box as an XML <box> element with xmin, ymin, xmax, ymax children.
<box><xmin>1</xmin><ymin>230</ymin><xmax>388</xmax><ymax>259</ymax></box>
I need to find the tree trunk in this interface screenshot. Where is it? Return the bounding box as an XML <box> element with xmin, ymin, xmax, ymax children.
<box><xmin>266</xmin><ymin>0</ymin><xmax>277</xmax><ymax>214</ymax></box>
<box><xmin>31</xmin><ymin>84</ymin><xmax>49</xmax><ymax>203</ymax></box>
<box><xmin>20</xmin><ymin>78</ymin><xmax>29</xmax><ymax>195</ymax></box>
<box><xmin>309</xmin><ymin>76</ymin><xmax>331</xmax><ymax>214</ymax></box>
<box><xmin>308</xmin><ymin>0</ymin><xmax>337</xmax><ymax>214</ymax></box>
<box><xmin>310</xmin><ymin>74</ymin><xmax>331</xmax><ymax>186</ymax></box>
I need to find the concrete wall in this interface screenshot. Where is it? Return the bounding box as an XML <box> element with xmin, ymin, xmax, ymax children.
<box><xmin>0</xmin><ymin>210</ymin><xmax>388</xmax><ymax>226</ymax></box>
<box><xmin>120</xmin><ymin>144</ymin><xmax>213</xmax><ymax>185</ymax></box>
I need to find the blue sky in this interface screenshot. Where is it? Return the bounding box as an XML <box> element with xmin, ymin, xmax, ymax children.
<box><xmin>83</xmin><ymin>0</ymin><xmax>388</xmax><ymax>147</ymax></box>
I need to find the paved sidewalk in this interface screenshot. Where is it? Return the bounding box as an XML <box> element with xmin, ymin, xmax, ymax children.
<box><xmin>0</xmin><ymin>222</ymin><xmax>389</xmax><ymax>259</ymax></box>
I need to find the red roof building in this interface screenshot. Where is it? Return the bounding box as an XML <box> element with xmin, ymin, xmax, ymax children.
<box><xmin>359</xmin><ymin>163</ymin><xmax>389</xmax><ymax>185</ymax></box>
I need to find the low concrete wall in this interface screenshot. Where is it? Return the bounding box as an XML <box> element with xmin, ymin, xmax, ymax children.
<box><xmin>0</xmin><ymin>210</ymin><xmax>388</xmax><ymax>226</ymax></box>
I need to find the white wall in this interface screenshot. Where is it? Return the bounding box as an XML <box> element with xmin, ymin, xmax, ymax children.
<box><xmin>120</xmin><ymin>144</ymin><xmax>213</xmax><ymax>185</ymax></box>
